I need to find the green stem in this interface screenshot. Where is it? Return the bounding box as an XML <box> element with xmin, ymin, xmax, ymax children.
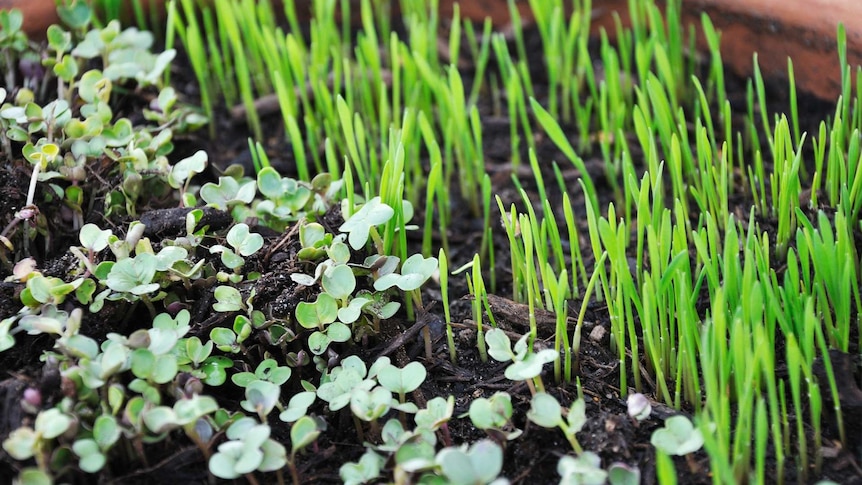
<box><xmin>369</xmin><ymin>226</ymin><xmax>384</xmax><ymax>255</ymax></box>
<box><xmin>558</xmin><ymin>422</ymin><xmax>583</xmax><ymax>454</ymax></box>
<box><xmin>532</xmin><ymin>376</ymin><xmax>545</xmax><ymax>394</ymax></box>
<box><xmin>288</xmin><ymin>455</ymin><xmax>300</xmax><ymax>485</ymax></box>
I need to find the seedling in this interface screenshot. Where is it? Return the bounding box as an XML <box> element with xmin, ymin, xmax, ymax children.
<box><xmin>209</xmin><ymin>223</ymin><xmax>264</xmax><ymax>271</ymax></box>
<box><xmin>393</xmin><ymin>438</ymin><xmax>437</xmax><ymax>479</ymax></box>
<box><xmin>209</xmin><ymin>316</ymin><xmax>252</xmax><ymax>354</ymax></box>
<box><xmin>212</xmin><ymin>285</ymin><xmax>244</xmax><ymax>313</ymax></box>
<box><xmin>295</xmin><ymin>292</ymin><xmax>338</xmax><ymax>330</ymax></box>
<box><xmin>287</xmin><ymin>415</ymin><xmax>321</xmax><ymax>484</ymax></box>
<box><xmin>339</xmin><ymin>196</ymin><xmax>394</xmax><ymax>251</ymax></box>
<box><xmin>527</xmin><ymin>393</ymin><xmax>586</xmax><ymax>454</ymax></box>
<box><xmin>254</xmin><ymin>164</ymin><xmax>318</xmax><ymax>229</ymax></box>
<box><xmin>340</xmin><ymin>449</ymin><xmax>386</xmax><ymax>485</ymax></box>
<box><xmin>75</xmin><ymin>434</ymin><xmax>116</xmax><ymax>472</ymax></box>
<box><xmin>350</xmin><ymin>385</ymin><xmax>393</xmax><ymax>436</ymax></box>
<box><xmin>130</xmin><ymin>345</ymin><xmax>178</xmax><ymax>384</ymax></box>
<box><xmin>295</xmin><ymin>292</ymin><xmax>351</xmax><ymax>355</ymax></box>
<box><xmin>2</xmin><ymin>408</ymin><xmax>73</xmax><ymax>465</ymax></box>
<box><xmin>198</xmin><ymin>355</ymin><xmax>234</xmax><ymax>386</ymax></box>
<box><xmin>485</xmin><ymin>328</ymin><xmax>558</xmax><ymax>393</ymax></box>
<box><xmin>73</xmin><ymin>223</ymin><xmax>111</xmax><ymax>273</ymax></box>
<box><xmin>142</xmin><ymin>394</ymin><xmax>219</xmax><ymax>434</ymax></box>
<box><xmin>0</xmin><ymin>317</ymin><xmax>15</xmax><ymax>352</ymax></box>
<box><xmin>375</xmin><ymin>360</ymin><xmax>426</xmax><ymax>406</ymax></box>
<box><xmin>627</xmin><ymin>393</ymin><xmax>652</xmax><ymax>422</ymax></box>
<box><xmin>362</xmin><ymin>358</ymin><xmax>424</xmax><ymax>428</ymax></box>
<box><xmin>200</xmin><ymin>176</ymin><xmax>256</xmax><ymax>211</ymax></box>
<box><xmin>373</xmin><ymin>253</ymin><xmax>438</xmax><ymax>293</ymax></box>
<box><xmin>316</xmin><ymin>355</ymin><xmax>374</xmax><ymax>412</ymax></box>
<box><xmin>19</xmin><ymin>273</ymin><xmax>86</xmax><ymax>308</ymax></box>
<box><xmin>414</xmin><ymin>396</ymin><xmax>456</xmax><ymax>446</ymax></box>
<box><xmin>167</xmin><ymin>149</ymin><xmax>208</xmax><ymax>207</ymax></box>
<box><xmin>650</xmin><ymin>415</ymin><xmax>704</xmax><ymax>455</ymax></box>
<box><xmin>468</xmin><ymin>391</ymin><xmax>522</xmax><ymax>441</ymax></box>
<box><xmin>208</xmin><ymin>419</ymin><xmax>287</xmax><ymax>480</ymax></box>
<box><xmin>607</xmin><ymin>463</ymin><xmax>641</xmax><ymax>485</ymax></box>
<box><xmin>557</xmin><ymin>452</ymin><xmax>607</xmax><ymax>485</ymax></box>
<box><xmin>241</xmin><ymin>380</ymin><xmax>281</xmax><ymax>421</ymax></box>
<box><xmin>322</xmin><ymin>263</ymin><xmax>357</xmax><ymax>302</ymax></box>
<box><xmin>104</xmin><ymin>253</ymin><xmax>159</xmax><ymax>295</ymax></box>
<box><xmin>435</xmin><ymin>439</ymin><xmax>506</xmax><ymax>485</ymax></box>
<box><xmin>232</xmin><ymin>358</ymin><xmax>292</xmax><ymax>387</ymax></box>
<box><xmin>375</xmin><ymin>418</ymin><xmax>437</xmax><ymax>456</ymax></box>
<box><xmin>279</xmin><ymin>391</ymin><xmax>316</xmax><ymax>423</ymax></box>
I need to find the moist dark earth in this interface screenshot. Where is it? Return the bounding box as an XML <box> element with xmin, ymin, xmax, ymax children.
<box><xmin>1</xmin><ymin>15</ymin><xmax>862</xmax><ymax>485</ymax></box>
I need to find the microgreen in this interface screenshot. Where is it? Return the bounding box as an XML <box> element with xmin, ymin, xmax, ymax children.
<box><xmin>626</xmin><ymin>393</ymin><xmax>652</xmax><ymax>422</ymax></box>
<box><xmin>608</xmin><ymin>463</ymin><xmax>641</xmax><ymax>485</ymax></box>
<box><xmin>373</xmin><ymin>254</ymin><xmax>437</xmax><ymax>292</ymax></box>
<box><xmin>527</xmin><ymin>393</ymin><xmax>586</xmax><ymax>453</ymax></box>
<box><xmin>105</xmin><ymin>253</ymin><xmax>159</xmax><ymax>296</ymax></box>
<box><xmin>557</xmin><ymin>452</ymin><xmax>607</xmax><ymax>485</ymax></box>
<box><xmin>435</xmin><ymin>440</ymin><xmax>506</xmax><ymax>485</ymax></box>
<box><xmin>167</xmin><ymin>150</ymin><xmax>208</xmax><ymax>206</ymax></box>
<box><xmin>530</xmin><ymin>97</ymin><xmax>598</xmax><ymax>214</ymax></box>
<box><xmin>209</xmin><ymin>319</ymin><xmax>250</xmax><ymax>354</ymax></box>
<box><xmin>279</xmin><ymin>391</ymin><xmax>316</xmax><ymax>423</ymax></box>
<box><xmin>339</xmin><ymin>196</ymin><xmax>394</xmax><ymax>251</ymax></box>
<box><xmin>208</xmin><ymin>419</ymin><xmax>287</xmax><ymax>479</ymax></box>
<box><xmin>209</xmin><ymin>222</ymin><xmax>263</xmax><ymax>272</ymax></box>
<box><xmin>294</xmin><ymin>287</ymin><xmax>338</xmax><ymax>326</ymax></box>
<box><xmin>414</xmin><ymin>395</ymin><xmax>455</xmax><ymax>435</ymax></box>
<box><xmin>485</xmin><ymin>328</ymin><xmax>558</xmax><ymax>389</ymax></box>
<box><xmin>316</xmin><ymin>355</ymin><xmax>374</xmax><ymax>412</ymax></box>
<box><xmin>350</xmin><ymin>386</ymin><xmax>393</xmax><ymax>423</ymax></box>
<box><xmin>340</xmin><ymin>449</ymin><xmax>386</xmax><ymax>485</ymax></box>
<box><xmin>651</xmin><ymin>415</ymin><xmax>704</xmax><ymax>456</ymax></box>
<box><xmin>233</xmin><ymin>359</ymin><xmax>291</xmax><ymax>387</ymax></box>
<box><xmin>468</xmin><ymin>391</ymin><xmax>522</xmax><ymax>441</ymax></box>
<box><xmin>2</xmin><ymin>408</ymin><xmax>73</xmax><ymax>460</ymax></box>
<box><xmin>438</xmin><ymin>248</ymin><xmax>456</xmax><ymax>363</ymax></box>
<box><xmin>240</xmin><ymin>379</ymin><xmax>281</xmax><ymax>420</ymax></box>
<box><xmin>200</xmin><ymin>176</ymin><xmax>257</xmax><ymax>211</ymax></box>
<box><xmin>376</xmin><ymin>360</ymin><xmax>426</xmax><ymax>405</ymax></box>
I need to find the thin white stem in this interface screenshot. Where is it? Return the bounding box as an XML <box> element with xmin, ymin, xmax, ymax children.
<box><xmin>26</xmin><ymin>163</ymin><xmax>40</xmax><ymax>207</ymax></box>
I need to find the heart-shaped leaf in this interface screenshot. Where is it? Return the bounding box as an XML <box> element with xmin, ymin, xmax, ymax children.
<box><xmin>436</xmin><ymin>440</ymin><xmax>503</xmax><ymax>485</ymax></box>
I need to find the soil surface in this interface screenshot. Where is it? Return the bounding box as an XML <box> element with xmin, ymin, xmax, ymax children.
<box><xmin>1</xmin><ymin>15</ymin><xmax>861</xmax><ymax>485</ymax></box>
